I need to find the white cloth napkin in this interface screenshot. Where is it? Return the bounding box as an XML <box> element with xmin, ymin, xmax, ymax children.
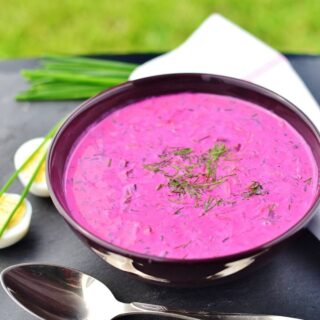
<box><xmin>130</xmin><ymin>14</ymin><xmax>320</xmax><ymax>239</ymax></box>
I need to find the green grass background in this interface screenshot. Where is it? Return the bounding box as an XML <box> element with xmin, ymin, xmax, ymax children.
<box><xmin>0</xmin><ymin>0</ymin><xmax>319</xmax><ymax>58</ymax></box>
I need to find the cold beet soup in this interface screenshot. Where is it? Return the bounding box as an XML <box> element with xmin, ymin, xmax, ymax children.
<box><xmin>64</xmin><ymin>93</ymin><xmax>318</xmax><ymax>259</ymax></box>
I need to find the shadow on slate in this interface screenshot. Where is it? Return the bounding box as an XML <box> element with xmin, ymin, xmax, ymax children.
<box><xmin>0</xmin><ymin>54</ymin><xmax>319</xmax><ymax>320</ymax></box>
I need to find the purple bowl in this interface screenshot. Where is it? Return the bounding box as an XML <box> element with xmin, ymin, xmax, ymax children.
<box><xmin>47</xmin><ymin>73</ymin><xmax>320</xmax><ymax>286</ymax></box>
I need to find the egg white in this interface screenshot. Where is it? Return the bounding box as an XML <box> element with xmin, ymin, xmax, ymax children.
<box><xmin>14</xmin><ymin>137</ymin><xmax>51</xmax><ymax>197</ymax></box>
<box><xmin>0</xmin><ymin>193</ymin><xmax>32</xmax><ymax>249</ymax></box>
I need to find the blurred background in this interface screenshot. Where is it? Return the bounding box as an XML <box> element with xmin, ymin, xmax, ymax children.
<box><xmin>0</xmin><ymin>0</ymin><xmax>319</xmax><ymax>59</ymax></box>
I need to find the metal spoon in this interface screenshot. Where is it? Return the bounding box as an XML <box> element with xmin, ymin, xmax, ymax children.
<box><xmin>1</xmin><ymin>263</ymin><xmax>302</xmax><ymax>320</ymax></box>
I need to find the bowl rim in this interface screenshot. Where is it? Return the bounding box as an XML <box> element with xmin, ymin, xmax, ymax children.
<box><xmin>47</xmin><ymin>72</ymin><xmax>320</xmax><ymax>264</ymax></box>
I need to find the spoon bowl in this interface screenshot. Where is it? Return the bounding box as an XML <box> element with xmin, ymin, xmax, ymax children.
<box><xmin>0</xmin><ymin>264</ymin><xmax>123</xmax><ymax>320</ymax></box>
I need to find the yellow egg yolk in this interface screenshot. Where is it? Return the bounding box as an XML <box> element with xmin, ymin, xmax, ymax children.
<box><xmin>22</xmin><ymin>145</ymin><xmax>47</xmax><ymax>183</ymax></box>
<box><xmin>0</xmin><ymin>194</ymin><xmax>26</xmax><ymax>229</ymax></box>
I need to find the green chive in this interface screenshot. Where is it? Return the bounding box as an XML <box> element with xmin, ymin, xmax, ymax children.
<box><xmin>0</xmin><ymin>151</ymin><xmax>47</xmax><ymax>237</ymax></box>
<box><xmin>0</xmin><ymin>121</ymin><xmax>62</xmax><ymax>237</ymax></box>
<box><xmin>16</xmin><ymin>55</ymin><xmax>137</xmax><ymax>101</ymax></box>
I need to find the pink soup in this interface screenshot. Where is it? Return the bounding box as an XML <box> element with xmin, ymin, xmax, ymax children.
<box><xmin>64</xmin><ymin>93</ymin><xmax>318</xmax><ymax>259</ymax></box>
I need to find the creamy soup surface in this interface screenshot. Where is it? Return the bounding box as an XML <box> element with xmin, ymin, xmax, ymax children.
<box><xmin>64</xmin><ymin>93</ymin><xmax>318</xmax><ymax>259</ymax></box>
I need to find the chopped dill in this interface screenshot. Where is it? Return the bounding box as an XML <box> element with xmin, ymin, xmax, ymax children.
<box><xmin>173</xmin><ymin>147</ymin><xmax>193</xmax><ymax>156</ymax></box>
<box><xmin>142</xmin><ymin>142</ymin><xmax>239</xmax><ymax>210</ymax></box>
<box><xmin>209</xmin><ymin>143</ymin><xmax>227</xmax><ymax>161</ymax></box>
<box><xmin>203</xmin><ymin>196</ymin><xmax>215</xmax><ymax>213</ymax></box>
<box><xmin>156</xmin><ymin>184</ymin><xmax>165</xmax><ymax>191</ymax></box>
<box><xmin>143</xmin><ymin>163</ymin><xmax>161</xmax><ymax>173</ymax></box>
<box><xmin>174</xmin><ymin>240</ymin><xmax>192</xmax><ymax>249</ymax></box>
<box><xmin>206</xmin><ymin>143</ymin><xmax>227</xmax><ymax>179</ymax></box>
<box><xmin>244</xmin><ymin>181</ymin><xmax>264</xmax><ymax>197</ymax></box>
<box><xmin>174</xmin><ymin>207</ymin><xmax>184</xmax><ymax>215</ymax></box>
<box><xmin>203</xmin><ymin>197</ymin><xmax>223</xmax><ymax>214</ymax></box>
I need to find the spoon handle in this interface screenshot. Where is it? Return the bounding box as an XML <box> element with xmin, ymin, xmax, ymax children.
<box><xmin>127</xmin><ymin>302</ymin><xmax>302</xmax><ymax>320</ymax></box>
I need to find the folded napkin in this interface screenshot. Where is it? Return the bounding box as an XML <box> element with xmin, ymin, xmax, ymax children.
<box><xmin>130</xmin><ymin>14</ymin><xmax>320</xmax><ymax>239</ymax></box>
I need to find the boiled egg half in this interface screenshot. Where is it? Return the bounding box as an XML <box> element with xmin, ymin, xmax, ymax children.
<box><xmin>0</xmin><ymin>193</ymin><xmax>32</xmax><ymax>249</ymax></box>
<box><xmin>14</xmin><ymin>137</ymin><xmax>51</xmax><ymax>197</ymax></box>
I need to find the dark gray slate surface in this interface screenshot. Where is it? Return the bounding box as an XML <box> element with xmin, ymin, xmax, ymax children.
<box><xmin>0</xmin><ymin>54</ymin><xmax>319</xmax><ymax>320</ymax></box>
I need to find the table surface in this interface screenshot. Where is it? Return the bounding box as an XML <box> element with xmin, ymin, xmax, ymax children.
<box><xmin>0</xmin><ymin>54</ymin><xmax>319</xmax><ymax>320</ymax></box>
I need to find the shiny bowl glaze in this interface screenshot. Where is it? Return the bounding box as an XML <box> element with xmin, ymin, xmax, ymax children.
<box><xmin>47</xmin><ymin>73</ymin><xmax>320</xmax><ymax>286</ymax></box>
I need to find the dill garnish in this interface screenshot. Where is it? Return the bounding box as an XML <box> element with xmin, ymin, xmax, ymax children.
<box><xmin>206</xmin><ymin>143</ymin><xmax>226</xmax><ymax>180</ymax></box>
<box><xmin>203</xmin><ymin>197</ymin><xmax>223</xmax><ymax>214</ymax></box>
<box><xmin>156</xmin><ymin>184</ymin><xmax>165</xmax><ymax>191</ymax></box>
<box><xmin>244</xmin><ymin>181</ymin><xmax>264</xmax><ymax>197</ymax></box>
<box><xmin>143</xmin><ymin>163</ymin><xmax>161</xmax><ymax>173</ymax></box>
<box><xmin>143</xmin><ymin>142</ymin><xmax>232</xmax><ymax>212</ymax></box>
<box><xmin>203</xmin><ymin>196</ymin><xmax>215</xmax><ymax>213</ymax></box>
<box><xmin>174</xmin><ymin>240</ymin><xmax>192</xmax><ymax>249</ymax></box>
<box><xmin>209</xmin><ymin>143</ymin><xmax>227</xmax><ymax>161</ymax></box>
<box><xmin>198</xmin><ymin>135</ymin><xmax>211</xmax><ymax>142</ymax></box>
<box><xmin>143</xmin><ymin>159</ymin><xmax>171</xmax><ymax>173</ymax></box>
<box><xmin>173</xmin><ymin>148</ymin><xmax>193</xmax><ymax>156</ymax></box>
<box><xmin>174</xmin><ymin>207</ymin><xmax>184</xmax><ymax>215</ymax></box>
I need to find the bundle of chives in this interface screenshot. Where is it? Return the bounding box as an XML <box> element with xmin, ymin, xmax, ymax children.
<box><xmin>0</xmin><ymin>122</ymin><xmax>61</xmax><ymax>236</ymax></box>
<box><xmin>16</xmin><ymin>56</ymin><xmax>138</xmax><ymax>101</ymax></box>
